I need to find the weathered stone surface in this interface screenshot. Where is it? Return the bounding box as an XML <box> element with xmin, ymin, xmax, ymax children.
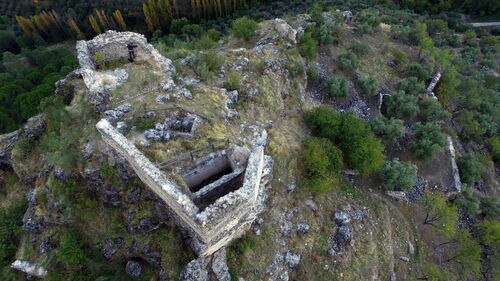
<box><xmin>96</xmin><ymin>119</ymin><xmax>271</xmax><ymax>257</ymax></box>
<box><xmin>125</xmin><ymin>260</ymin><xmax>142</xmax><ymax>277</ymax></box>
<box><xmin>212</xmin><ymin>248</ymin><xmax>231</xmax><ymax>281</ymax></box>
<box><xmin>102</xmin><ymin>237</ymin><xmax>124</xmax><ymax>259</ymax></box>
<box><xmin>39</xmin><ymin>236</ymin><xmax>54</xmax><ymax>254</ymax></box>
<box><xmin>297</xmin><ymin>222</ymin><xmax>310</xmax><ymax>234</ymax></box>
<box><xmin>77</xmin><ymin>31</ymin><xmax>175</xmax><ymax>104</ymax></box>
<box><xmin>272</xmin><ymin>19</ymin><xmax>298</xmax><ymax>44</ymax></box>
<box><xmin>180</xmin><ymin>258</ymin><xmax>209</xmax><ymax>281</ymax></box>
<box><xmin>22</xmin><ymin>114</ymin><xmax>46</xmax><ymax>139</ymax></box>
<box><xmin>284</xmin><ymin>251</ymin><xmax>300</xmax><ymax>269</ymax></box>
<box><xmin>11</xmin><ymin>260</ymin><xmax>47</xmax><ymax>278</ymax></box>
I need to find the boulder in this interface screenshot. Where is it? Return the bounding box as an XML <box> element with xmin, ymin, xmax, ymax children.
<box><xmin>212</xmin><ymin>248</ymin><xmax>231</xmax><ymax>281</ymax></box>
<box><xmin>297</xmin><ymin>222</ymin><xmax>310</xmax><ymax>234</ymax></box>
<box><xmin>125</xmin><ymin>260</ymin><xmax>142</xmax><ymax>278</ymax></box>
<box><xmin>284</xmin><ymin>251</ymin><xmax>300</xmax><ymax>269</ymax></box>
<box><xmin>22</xmin><ymin>114</ymin><xmax>46</xmax><ymax>139</ymax></box>
<box><xmin>334</xmin><ymin>211</ymin><xmax>350</xmax><ymax>226</ymax></box>
<box><xmin>180</xmin><ymin>258</ymin><xmax>209</xmax><ymax>281</ymax></box>
<box><xmin>39</xmin><ymin>237</ymin><xmax>54</xmax><ymax>254</ymax></box>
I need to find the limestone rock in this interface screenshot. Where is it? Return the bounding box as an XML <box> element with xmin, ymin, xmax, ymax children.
<box><xmin>125</xmin><ymin>260</ymin><xmax>142</xmax><ymax>278</ymax></box>
<box><xmin>11</xmin><ymin>260</ymin><xmax>47</xmax><ymax>278</ymax></box>
<box><xmin>212</xmin><ymin>248</ymin><xmax>231</xmax><ymax>281</ymax></box>
<box><xmin>297</xmin><ymin>222</ymin><xmax>310</xmax><ymax>234</ymax></box>
<box><xmin>284</xmin><ymin>251</ymin><xmax>300</xmax><ymax>269</ymax></box>
<box><xmin>22</xmin><ymin>114</ymin><xmax>46</xmax><ymax>139</ymax></box>
<box><xmin>180</xmin><ymin>258</ymin><xmax>209</xmax><ymax>281</ymax></box>
<box><xmin>272</xmin><ymin>18</ymin><xmax>298</xmax><ymax>44</ymax></box>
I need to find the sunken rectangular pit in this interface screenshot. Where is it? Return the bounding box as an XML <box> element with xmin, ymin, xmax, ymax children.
<box><xmin>182</xmin><ymin>146</ymin><xmax>250</xmax><ymax>210</ymax></box>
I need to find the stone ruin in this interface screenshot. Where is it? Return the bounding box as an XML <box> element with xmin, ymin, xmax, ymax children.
<box><xmin>96</xmin><ymin>119</ymin><xmax>272</xmax><ymax>257</ymax></box>
<box><xmin>76</xmin><ymin>31</ymin><xmax>274</xmax><ymax>261</ymax></box>
<box><xmin>76</xmin><ymin>31</ymin><xmax>176</xmax><ymax>104</ymax></box>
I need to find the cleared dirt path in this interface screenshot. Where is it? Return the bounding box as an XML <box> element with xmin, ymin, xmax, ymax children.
<box><xmin>470</xmin><ymin>22</ymin><xmax>500</xmax><ymax>27</ymax></box>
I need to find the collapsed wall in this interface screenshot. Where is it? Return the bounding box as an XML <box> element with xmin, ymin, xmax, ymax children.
<box><xmin>96</xmin><ymin>119</ymin><xmax>271</xmax><ymax>256</ymax></box>
<box><xmin>76</xmin><ymin>31</ymin><xmax>176</xmax><ymax>104</ymax></box>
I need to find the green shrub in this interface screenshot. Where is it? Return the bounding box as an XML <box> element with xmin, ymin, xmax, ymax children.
<box><xmin>351</xmin><ymin>41</ymin><xmax>372</xmax><ymax>56</ymax></box>
<box><xmin>308</xmin><ymin>175</ymin><xmax>336</xmax><ymax>193</ymax></box>
<box><xmin>337</xmin><ymin>51</ymin><xmax>359</xmax><ymax>72</ymax></box>
<box><xmin>357</xmin><ymin>23</ymin><xmax>374</xmax><ymax>34</ymax></box>
<box><xmin>489</xmin><ymin>136</ymin><xmax>500</xmax><ymax>163</ymax></box>
<box><xmin>370</xmin><ymin>116</ymin><xmax>405</xmax><ymax>145</ymax></box>
<box><xmin>393</xmin><ymin>48</ymin><xmax>409</xmax><ymax>66</ymax></box>
<box><xmin>232</xmin><ymin>17</ymin><xmax>258</xmax><ymax>40</ymax></box>
<box><xmin>326</xmin><ymin>75</ymin><xmax>349</xmax><ymax>97</ymax></box>
<box><xmin>57</xmin><ymin>229</ymin><xmax>86</xmax><ymax>266</ymax></box>
<box><xmin>398</xmin><ymin>77</ymin><xmax>425</xmax><ymax>95</ymax></box>
<box><xmin>480</xmin><ymin>197</ymin><xmax>500</xmax><ymax>218</ymax></box>
<box><xmin>206</xmin><ymin>29</ymin><xmax>221</xmax><ymax>41</ymax></box>
<box><xmin>407</xmin><ymin>63</ymin><xmax>431</xmax><ymax>81</ymax></box>
<box><xmin>224</xmin><ymin>71</ymin><xmax>241</xmax><ymax>91</ymax></box>
<box><xmin>380</xmin><ymin>160</ymin><xmax>417</xmax><ymax>191</ymax></box>
<box><xmin>339</xmin><ymin>114</ymin><xmax>385</xmax><ymax>174</ymax></box>
<box><xmin>181</xmin><ymin>24</ymin><xmax>203</xmax><ymax>39</ymax></box>
<box><xmin>385</xmin><ymin>91</ymin><xmax>419</xmax><ymax>119</ymax></box>
<box><xmin>457</xmin><ymin>154</ymin><xmax>485</xmax><ymax>185</ymax></box>
<box><xmin>304</xmin><ymin>137</ymin><xmax>343</xmax><ymax>176</ymax></box>
<box><xmin>92</xmin><ymin>51</ymin><xmax>105</xmax><ymax>68</ymax></box>
<box><xmin>201</xmin><ymin>50</ymin><xmax>225</xmax><ymax>72</ymax></box>
<box><xmin>305</xmin><ymin>106</ymin><xmax>384</xmax><ymax>174</ymax></box>
<box><xmin>307</xmin><ymin>63</ymin><xmax>318</xmax><ymax>81</ymax></box>
<box><xmin>455</xmin><ymin>185</ymin><xmax>480</xmax><ymax>215</ymax></box>
<box><xmin>418</xmin><ymin>97</ymin><xmax>450</xmax><ymax>122</ymax></box>
<box><xmin>304</xmin><ymin>105</ymin><xmax>342</xmax><ymax>140</ymax></box>
<box><xmin>410</xmin><ymin>122</ymin><xmax>447</xmax><ymax>160</ymax></box>
<box><xmin>170</xmin><ymin>18</ymin><xmax>189</xmax><ymax>35</ymax></box>
<box><xmin>195</xmin><ymin>35</ymin><xmax>216</xmax><ymax>49</ymax></box>
<box><xmin>299</xmin><ymin>32</ymin><xmax>318</xmax><ymax>60</ymax></box>
<box><xmin>133</xmin><ymin>117</ymin><xmax>156</xmax><ymax>131</ymax></box>
<box><xmin>0</xmin><ymin>202</ymin><xmax>27</xmax><ymax>269</ymax></box>
<box><xmin>357</xmin><ymin>75</ymin><xmax>378</xmax><ymax>95</ymax></box>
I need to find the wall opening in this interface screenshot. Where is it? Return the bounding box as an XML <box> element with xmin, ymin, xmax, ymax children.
<box><xmin>183</xmin><ymin>155</ymin><xmax>234</xmax><ymax>193</ymax></box>
<box><xmin>193</xmin><ymin>171</ymin><xmax>245</xmax><ymax>210</ymax></box>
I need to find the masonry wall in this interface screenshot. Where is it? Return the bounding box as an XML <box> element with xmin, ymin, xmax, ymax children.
<box><xmin>96</xmin><ymin>119</ymin><xmax>269</xmax><ymax>256</ymax></box>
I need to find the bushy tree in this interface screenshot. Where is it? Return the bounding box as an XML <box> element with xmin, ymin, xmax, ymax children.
<box><xmin>418</xmin><ymin>97</ymin><xmax>450</xmax><ymax>122</ymax></box>
<box><xmin>304</xmin><ymin>106</ymin><xmax>342</xmax><ymax>140</ymax></box>
<box><xmin>303</xmin><ymin>137</ymin><xmax>343</xmax><ymax>192</ymax></box>
<box><xmin>398</xmin><ymin>76</ymin><xmax>425</xmax><ymax>95</ymax></box>
<box><xmin>447</xmin><ymin>229</ymin><xmax>482</xmax><ymax>278</ymax></box>
<box><xmin>357</xmin><ymin>75</ymin><xmax>378</xmax><ymax>95</ymax></box>
<box><xmin>232</xmin><ymin>17</ymin><xmax>258</xmax><ymax>40</ymax></box>
<box><xmin>356</xmin><ymin>9</ymin><xmax>380</xmax><ymax>34</ymax></box>
<box><xmin>455</xmin><ymin>185</ymin><xmax>480</xmax><ymax>215</ymax></box>
<box><xmin>421</xmin><ymin>192</ymin><xmax>458</xmax><ymax>236</ymax></box>
<box><xmin>337</xmin><ymin>51</ymin><xmax>359</xmax><ymax>72</ymax></box>
<box><xmin>0</xmin><ymin>31</ymin><xmax>20</xmax><ymax>54</ymax></box>
<box><xmin>407</xmin><ymin>63</ymin><xmax>431</xmax><ymax>81</ymax></box>
<box><xmin>385</xmin><ymin>91</ymin><xmax>419</xmax><ymax>119</ymax></box>
<box><xmin>370</xmin><ymin>116</ymin><xmax>405</xmax><ymax>145</ymax></box>
<box><xmin>337</xmin><ymin>114</ymin><xmax>385</xmax><ymax>174</ymax></box>
<box><xmin>326</xmin><ymin>75</ymin><xmax>349</xmax><ymax>97</ymax></box>
<box><xmin>480</xmin><ymin>197</ymin><xmax>500</xmax><ymax>218</ymax></box>
<box><xmin>380</xmin><ymin>159</ymin><xmax>417</xmax><ymax>191</ymax></box>
<box><xmin>410</xmin><ymin>122</ymin><xmax>447</xmax><ymax>160</ymax></box>
<box><xmin>305</xmin><ymin>106</ymin><xmax>384</xmax><ymax>174</ymax></box>
<box><xmin>478</xmin><ymin>219</ymin><xmax>500</xmax><ymax>247</ymax></box>
<box><xmin>457</xmin><ymin>154</ymin><xmax>485</xmax><ymax>185</ymax></box>
<box><xmin>299</xmin><ymin>32</ymin><xmax>318</xmax><ymax>60</ymax></box>
<box><xmin>436</xmin><ymin>66</ymin><xmax>459</xmax><ymax>106</ymax></box>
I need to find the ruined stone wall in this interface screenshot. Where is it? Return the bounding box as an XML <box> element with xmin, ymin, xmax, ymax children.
<box><xmin>77</xmin><ymin>31</ymin><xmax>176</xmax><ymax>104</ymax></box>
<box><xmin>96</xmin><ymin>119</ymin><xmax>269</xmax><ymax>257</ymax></box>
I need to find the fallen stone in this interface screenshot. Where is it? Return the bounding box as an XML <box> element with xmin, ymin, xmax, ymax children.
<box><xmin>297</xmin><ymin>222</ymin><xmax>310</xmax><ymax>234</ymax></box>
<box><xmin>126</xmin><ymin>260</ymin><xmax>142</xmax><ymax>278</ymax></box>
<box><xmin>180</xmin><ymin>258</ymin><xmax>209</xmax><ymax>281</ymax></box>
<box><xmin>284</xmin><ymin>251</ymin><xmax>300</xmax><ymax>269</ymax></box>
<box><xmin>212</xmin><ymin>248</ymin><xmax>231</xmax><ymax>281</ymax></box>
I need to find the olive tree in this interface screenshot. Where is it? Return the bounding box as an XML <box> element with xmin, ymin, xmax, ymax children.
<box><xmin>380</xmin><ymin>160</ymin><xmax>417</xmax><ymax>191</ymax></box>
